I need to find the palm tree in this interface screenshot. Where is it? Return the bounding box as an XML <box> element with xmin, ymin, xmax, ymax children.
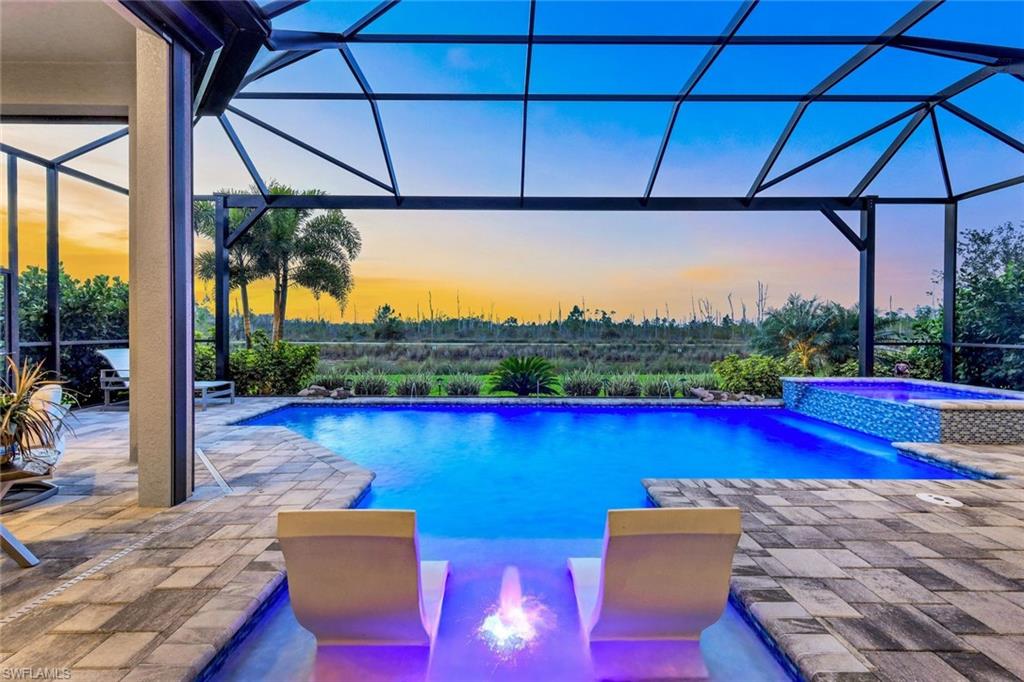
<box><xmin>193</xmin><ymin>193</ymin><xmax>269</xmax><ymax>348</ymax></box>
<box><xmin>754</xmin><ymin>294</ymin><xmax>837</xmax><ymax>371</ymax></box>
<box><xmin>252</xmin><ymin>183</ymin><xmax>362</xmax><ymax>341</ymax></box>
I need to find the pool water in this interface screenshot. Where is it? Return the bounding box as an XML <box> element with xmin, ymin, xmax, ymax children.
<box><xmin>809</xmin><ymin>380</ymin><xmax>1022</xmax><ymax>403</ymax></box>
<box><xmin>245</xmin><ymin>404</ymin><xmax>961</xmax><ymax>539</ymax></box>
<box><xmin>215</xmin><ymin>405</ymin><xmax>963</xmax><ymax>681</ymax></box>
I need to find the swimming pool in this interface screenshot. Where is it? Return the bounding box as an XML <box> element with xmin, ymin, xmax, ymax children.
<box><xmin>215</xmin><ymin>404</ymin><xmax>965</xmax><ymax>681</ymax></box>
<box><xmin>243</xmin><ymin>404</ymin><xmax>963</xmax><ymax>539</ymax></box>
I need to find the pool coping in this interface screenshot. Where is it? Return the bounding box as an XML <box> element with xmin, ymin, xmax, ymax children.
<box><xmin>783</xmin><ymin>377</ymin><xmax>1024</xmax><ymax>410</ymax></box>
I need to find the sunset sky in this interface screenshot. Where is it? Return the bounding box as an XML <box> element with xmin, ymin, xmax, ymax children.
<box><xmin>1</xmin><ymin>0</ymin><xmax>1022</xmax><ymax>324</ymax></box>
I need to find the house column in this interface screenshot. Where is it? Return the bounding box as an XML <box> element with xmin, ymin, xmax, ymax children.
<box><xmin>129</xmin><ymin>29</ymin><xmax>194</xmax><ymax>506</ymax></box>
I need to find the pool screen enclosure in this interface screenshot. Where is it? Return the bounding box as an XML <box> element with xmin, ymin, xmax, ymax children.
<box><xmin>3</xmin><ymin>0</ymin><xmax>1023</xmax><ymax>386</ymax></box>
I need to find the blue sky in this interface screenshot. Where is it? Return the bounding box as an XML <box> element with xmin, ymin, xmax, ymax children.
<box><xmin>5</xmin><ymin>1</ymin><xmax>1023</xmax><ymax>323</ymax></box>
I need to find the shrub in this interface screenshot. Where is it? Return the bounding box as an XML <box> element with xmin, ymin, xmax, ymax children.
<box><xmin>712</xmin><ymin>354</ymin><xmax>784</xmax><ymax>397</ymax></box>
<box><xmin>309</xmin><ymin>368</ymin><xmax>351</xmax><ymax>390</ymax></box>
<box><xmin>561</xmin><ymin>369</ymin><xmax>604</xmax><ymax>397</ymax></box>
<box><xmin>681</xmin><ymin>372</ymin><xmax>721</xmax><ymax>391</ymax></box>
<box><xmin>605</xmin><ymin>373</ymin><xmax>642</xmax><ymax>397</ymax></box>
<box><xmin>395</xmin><ymin>374</ymin><xmax>435</xmax><ymax>396</ymax></box>
<box><xmin>444</xmin><ymin>373</ymin><xmax>483</xmax><ymax>396</ymax></box>
<box><xmin>352</xmin><ymin>370</ymin><xmax>391</xmax><ymax>396</ymax></box>
<box><xmin>230</xmin><ymin>332</ymin><xmax>321</xmax><ymax>395</ymax></box>
<box><xmin>642</xmin><ymin>375</ymin><xmax>679</xmax><ymax>398</ymax></box>
<box><xmin>488</xmin><ymin>356</ymin><xmax>559</xmax><ymax>396</ymax></box>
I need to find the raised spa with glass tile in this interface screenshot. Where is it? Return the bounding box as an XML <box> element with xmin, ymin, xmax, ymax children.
<box><xmin>214</xmin><ymin>405</ymin><xmax>967</xmax><ymax>681</ymax></box>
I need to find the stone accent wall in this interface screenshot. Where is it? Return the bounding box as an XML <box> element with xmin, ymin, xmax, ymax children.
<box><xmin>940</xmin><ymin>409</ymin><xmax>1024</xmax><ymax>444</ymax></box>
<box><xmin>783</xmin><ymin>381</ymin><xmax>941</xmax><ymax>442</ymax></box>
<box><xmin>783</xmin><ymin>381</ymin><xmax>1024</xmax><ymax>444</ymax></box>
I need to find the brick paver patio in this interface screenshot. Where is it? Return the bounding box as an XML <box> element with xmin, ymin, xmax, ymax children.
<box><xmin>0</xmin><ymin>398</ymin><xmax>371</xmax><ymax>681</ymax></box>
<box><xmin>646</xmin><ymin>444</ymin><xmax>1024</xmax><ymax>681</ymax></box>
<box><xmin>2</xmin><ymin>398</ymin><xmax>1022</xmax><ymax>681</ymax></box>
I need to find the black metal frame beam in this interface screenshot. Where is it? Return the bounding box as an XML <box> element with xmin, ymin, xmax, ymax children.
<box><xmin>930</xmin><ymin>109</ymin><xmax>953</xmax><ymax>199</ymax></box>
<box><xmin>954</xmin><ymin>174</ymin><xmax>1024</xmax><ymax>202</ymax></box>
<box><xmin>746</xmin><ymin>0</ymin><xmax>941</xmax><ymax>199</ymax></box>
<box><xmin>0</xmin><ymin>143</ymin><xmax>130</xmax><ymax>195</ymax></box>
<box><xmin>218</xmin><ymin>113</ymin><xmax>269</xmax><ymax>196</ymax></box>
<box><xmin>339</xmin><ymin>45</ymin><xmax>401</xmax><ymax>200</ymax></box>
<box><xmin>224</xmin><ymin>105</ymin><xmax>393</xmax><ymax>192</ymax></box>
<box><xmin>213</xmin><ymin>196</ymin><xmax>230</xmax><ymax>379</ymax></box>
<box><xmin>45</xmin><ymin>168</ymin><xmax>60</xmax><ymax>375</ymax></box>
<box><xmin>943</xmin><ymin>202</ymin><xmax>957</xmax><ymax>382</ymax></box>
<box><xmin>938</xmin><ymin>101</ymin><xmax>1024</xmax><ymax>154</ymax></box>
<box><xmin>859</xmin><ymin>201</ymin><xmax>876</xmax><ymax>376</ymax></box>
<box><xmin>262</xmin><ymin>31</ymin><xmax>1024</xmax><ymax>58</ymax></box>
<box><xmin>51</xmin><ymin>128</ymin><xmax>129</xmax><ymax>165</ymax></box>
<box><xmin>643</xmin><ymin>0</ymin><xmax>757</xmax><ymax>201</ymax></box>
<box><xmin>215</xmin><ymin>193</ymin><xmax>945</xmax><ymax>211</ymax></box>
<box><xmin>234</xmin><ymin>92</ymin><xmax>953</xmax><ymax>103</ymax></box>
<box><xmin>5</xmin><ymin>156</ymin><xmax>18</xmax><ymax>372</ymax></box>
<box><xmin>518</xmin><ymin>0</ymin><xmax>537</xmax><ymax>203</ymax></box>
<box><xmin>760</xmin><ymin>65</ymin><xmax>999</xmax><ymax>195</ymax></box>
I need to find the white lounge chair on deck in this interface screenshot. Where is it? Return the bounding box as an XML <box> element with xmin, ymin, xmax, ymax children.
<box><xmin>569</xmin><ymin>507</ymin><xmax>741</xmax><ymax>641</ymax></box>
<box><xmin>278</xmin><ymin>509</ymin><xmax>449</xmax><ymax>647</ymax></box>
<box><xmin>98</xmin><ymin>348</ymin><xmax>234</xmax><ymax>410</ymax></box>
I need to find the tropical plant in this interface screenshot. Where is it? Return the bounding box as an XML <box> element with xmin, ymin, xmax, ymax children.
<box><xmin>642</xmin><ymin>375</ymin><xmax>679</xmax><ymax>398</ymax></box>
<box><xmin>561</xmin><ymin>368</ymin><xmax>604</xmax><ymax>397</ymax></box>
<box><xmin>18</xmin><ymin>266</ymin><xmax>129</xmax><ymax>403</ymax></box>
<box><xmin>605</xmin><ymin>373</ymin><xmax>642</xmax><ymax>397</ymax></box>
<box><xmin>254</xmin><ymin>184</ymin><xmax>362</xmax><ymax>341</ymax></box>
<box><xmin>753</xmin><ymin>295</ymin><xmax>849</xmax><ymax>372</ymax></box>
<box><xmin>194</xmin><ymin>192</ymin><xmax>270</xmax><ymax>348</ymax></box>
<box><xmin>712</xmin><ymin>354</ymin><xmax>785</xmax><ymax>397</ymax></box>
<box><xmin>0</xmin><ymin>359</ymin><xmax>68</xmax><ymax>464</ymax></box>
<box><xmin>444</xmin><ymin>374</ymin><xmax>483</xmax><ymax>396</ymax></box>
<box><xmin>395</xmin><ymin>374</ymin><xmax>435</xmax><ymax>396</ymax></box>
<box><xmin>194</xmin><ymin>331</ymin><xmax>319</xmax><ymax>395</ymax></box>
<box><xmin>954</xmin><ymin>221</ymin><xmax>1024</xmax><ymax>388</ymax></box>
<box><xmin>352</xmin><ymin>370</ymin><xmax>391</xmax><ymax>396</ymax></box>
<box><xmin>488</xmin><ymin>356</ymin><xmax>559</xmax><ymax>396</ymax></box>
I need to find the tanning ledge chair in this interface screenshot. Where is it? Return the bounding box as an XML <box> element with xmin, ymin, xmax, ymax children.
<box><xmin>278</xmin><ymin>509</ymin><xmax>449</xmax><ymax>648</ymax></box>
<box><xmin>568</xmin><ymin>507</ymin><xmax>742</xmax><ymax>678</ymax></box>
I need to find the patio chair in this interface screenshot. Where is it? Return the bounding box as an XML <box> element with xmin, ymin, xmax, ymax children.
<box><xmin>278</xmin><ymin>509</ymin><xmax>449</xmax><ymax>647</ymax></box>
<box><xmin>568</xmin><ymin>507</ymin><xmax>741</xmax><ymax>642</ymax></box>
<box><xmin>98</xmin><ymin>348</ymin><xmax>235</xmax><ymax>410</ymax></box>
<box><xmin>97</xmin><ymin>347</ymin><xmax>129</xmax><ymax>408</ymax></box>
<box><xmin>1</xmin><ymin>383</ymin><xmax>68</xmax><ymax>567</ymax></box>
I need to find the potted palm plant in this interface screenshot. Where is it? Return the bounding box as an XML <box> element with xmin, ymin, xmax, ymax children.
<box><xmin>0</xmin><ymin>359</ymin><xmax>68</xmax><ymax>466</ymax></box>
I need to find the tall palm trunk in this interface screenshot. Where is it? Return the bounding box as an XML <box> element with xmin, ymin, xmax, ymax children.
<box><xmin>239</xmin><ymin>281</ymin><xmax>253</xmax><ymax>348</ymax></box>
<box><xmin>271</xmin><ymin>265</ymin><xmax>291</xmax><ymax>342</ymax></box>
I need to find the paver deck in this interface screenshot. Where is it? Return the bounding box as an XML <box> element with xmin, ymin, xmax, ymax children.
<box><xmin>646</xmin><ymin>443</ymin><xmax>1024</xmax><ymax>682</ymax></box>
<box><xmin>2</xmin><ymin>398</ymin><xmax>1023</xmax><ymax>681</ymax></box>
<box><xmin>0</xmin><ymin>398</ymin><xmax>371</xmax><ymax>681</ymax></box>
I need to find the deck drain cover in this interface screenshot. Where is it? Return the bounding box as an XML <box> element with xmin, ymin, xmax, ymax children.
<box><xmin>916</xmin><ymin>493</ymin><xmax>963</xmax><ymax>508</ymax></box>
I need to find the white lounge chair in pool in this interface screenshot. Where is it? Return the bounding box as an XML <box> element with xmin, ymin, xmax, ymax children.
<box><xmin>97</xmin><ymin>348</ymin><xmax>234</xmax><ymax>410</ymax></box>
<box><xmin>278</xmin><ymin>509</ymin><xmax>449</xmax><ymax>647</ymax></box>
<box><xmin>569</xmin><ymin>507</ymin><xmax>741</xmax><ymax>642</ymax></box>
<box><xmin>1</xmin><ymin>383</ymin><xmax>68</xmax><ymax>567</ymax></box>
